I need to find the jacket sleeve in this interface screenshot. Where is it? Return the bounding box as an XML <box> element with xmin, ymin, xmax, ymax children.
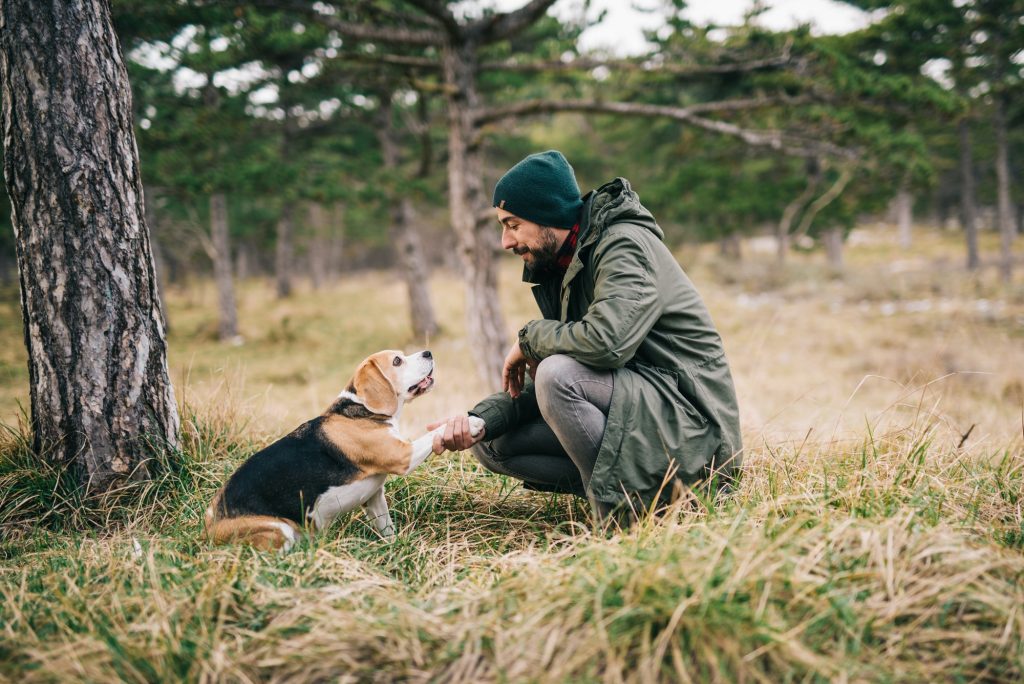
<box><xmin>518</xmin><ymin>228</ymin><xmax>662</xmax><ymax>369</ymax></box>
<box><xmin>469</xmin><ymin>377</ymin><xmax>540</xmax><ymax>440</ymax></box>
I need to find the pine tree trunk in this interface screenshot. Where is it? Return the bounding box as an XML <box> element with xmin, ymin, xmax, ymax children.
<box><xmin>275</xmin><ymin>201</ymin><xmax>294</xmax><ymax>298</ymax></box>
<box><xmin>329</xmin><ymin>202</ymin><xmax>345</xmax><ymax>281</ymax></box>
<box><xmin>718</xmin><ymin>233</ymin><xmax>741</xmax><ymax>260</ymax></box>
<box><xmin>235</xmin><ymin>243</ymin><xmax>250</xmax><ymax>281</ymax></box>
<box><xmin>210</xmin><ymin>192</ymin><xmax>239</xmax><ymax>341</ymax></box>
<box><xmin>895</xmin><ymin>188</ymin><xmax>912</xmax><ymax>249</ymax></box>
<box><xmin>823</xmin><ymin>228</ymin><xmax>844</xmax><ymax>270</ymax></box>
<box><xmin>376</xmin><ymin>93</ymin><xmax>439</xmax><ymax>341</ymax></box>
<box><xmin>307</xmin><ymin>202</ymin><xmax>327</xmax><ymax>290</ymax></box>
<box><xmin>0</xmin><ymin>0</ymin><xmax>180</xmax><ymax>492</ymax></box>
<box><xmin>994</xmin><ymin>96</ymin><xmax>1014</xmax><ymax>282</ymax></box>
<box><xmin>444</xmin><ymin>42</ymin><xmax>507</xmax><ymax>389</ymax></box>
<box><xmin>144</xmin><ymin>188</ymin><xmax>170</xmax><ymax>332</ymax></box>
<box><xmin>396</xmin><ymin>197</ymin><xmax>439</xmax><ymax>340</ymax></box>
<box><xmin>958</xmin><ymin>120</ymin><xmax>980</xmax><ymax>271</ymax></box>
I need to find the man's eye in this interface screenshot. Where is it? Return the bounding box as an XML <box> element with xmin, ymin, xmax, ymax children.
<box><xmin>393</xmin><ymin>357</ymin><xmax>403</xmax><ymax>366</ymax></box>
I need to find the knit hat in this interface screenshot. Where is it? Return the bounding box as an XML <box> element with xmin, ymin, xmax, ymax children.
<box><xmin>492</xmin><ymin>150</ymin><xmax>583</xmax><ymax>229</ymax></box>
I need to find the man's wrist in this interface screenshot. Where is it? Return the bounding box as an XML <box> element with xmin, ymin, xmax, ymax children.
<box><xmin>517</xmin><ymin>323</ymin><xmax>537</xmax><ymax>359</ymax></box>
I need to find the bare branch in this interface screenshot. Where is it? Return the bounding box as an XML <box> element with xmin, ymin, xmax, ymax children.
<box><xmin>793</xmin><ymin>165</ymin><xmax>855</xmax><ymax>238</ymax></box>
<box><xmin>399</xmin><ymin>0</ymin><xmax>460</xmax><ymax>37</ymax></box>
<box><xmin>474</xmin><ymin>98</ymin><xmax>857</xmax><ymax>160</ymax></box>
<box><xmin>480</xmin><ymin>52</ymin><xmax>797</xmax><ymax>78</ymax></box>
<box><xmin>778</xmin><ymin>163</ymin><xmax>822</xmax><ymax>239</ymax></box>
<box><xmin>473</xmin><ymin>0</ymin><xmax>560</xmax><ymax>44</ymax></box>
<box><xmin>337</xmin><ymin>52</ymin><xmax>440</xmax><ymax>70</ymax></box>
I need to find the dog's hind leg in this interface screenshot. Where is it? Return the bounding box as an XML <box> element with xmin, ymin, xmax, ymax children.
<box><xmin>362</xmin><ymin>485</ymin><xmax>396</xmax><ymax>537</ymax></box>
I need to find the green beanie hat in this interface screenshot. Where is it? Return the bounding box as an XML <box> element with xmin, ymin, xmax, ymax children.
<box><xmin>492</xmin><ymin>150</ymin><xmax>583</xmax><ymax>229</ymax></box>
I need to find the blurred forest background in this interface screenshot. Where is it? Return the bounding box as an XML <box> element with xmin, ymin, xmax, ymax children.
<box><xmin>2</xmin><ymin>0</ymin><xmax>1021</xmax><ymax>340</ymax></box>
<box><xmin>0</xmin><ymin>0</ymin><xmax>1022</xmax><ymax>412</ymax></box>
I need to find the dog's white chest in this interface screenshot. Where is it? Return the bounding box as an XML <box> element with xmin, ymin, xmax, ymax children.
<box><xmin>309</xmin><ymin>474</ymin><xmax>387</xmax><ymax>530</ymax></box>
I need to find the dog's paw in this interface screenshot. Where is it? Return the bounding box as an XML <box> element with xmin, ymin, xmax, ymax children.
<box><xmin>468</xmin><ymin>416</ymin><xmax>486</xmax><ymax>438</ymax></box>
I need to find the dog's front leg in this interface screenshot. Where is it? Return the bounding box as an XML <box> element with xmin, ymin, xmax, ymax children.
<box><xmin>362</xmin><ymin>485</ymin><xmax>396</xmax><ymax>537</ymax></box>
<box><xmin>405</xmin><ymin>416</ymin><xmax>485</xmax><ymax>475</ymax></box>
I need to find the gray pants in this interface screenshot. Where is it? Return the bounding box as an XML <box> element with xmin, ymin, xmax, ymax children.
<box><xmin>472</xmin><ymin>354</ymin><xmax>613</xmax><ymax>512</ymax></box>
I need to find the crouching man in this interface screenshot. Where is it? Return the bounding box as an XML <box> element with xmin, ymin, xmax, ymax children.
<box><xmin>431</xmin><ymin>150</ymin><xmax>742</xmax><ymax>526</ymax></box>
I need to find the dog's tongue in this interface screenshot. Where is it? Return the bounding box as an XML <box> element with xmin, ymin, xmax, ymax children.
<box><xmin>411</xmin><ymin>375</ymin><xmax>434</xmax><ymax>393</ymax></box>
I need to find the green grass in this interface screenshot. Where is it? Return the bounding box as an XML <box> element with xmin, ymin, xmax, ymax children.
<box><xmin>1</xmin><ymin>226</ymin><xmax>1023</xmax><ymax>682</ymax></box>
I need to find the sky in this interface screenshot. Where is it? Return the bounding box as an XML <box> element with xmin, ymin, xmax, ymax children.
<box><xmin>508</xmin><ymin>0</ymin><xmax>876</xmax><ymax>54</ymax></box>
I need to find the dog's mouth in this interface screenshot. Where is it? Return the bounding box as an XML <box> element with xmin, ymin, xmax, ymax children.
<box><xmin>408</xmin><ymin>373</ymin><xmax>434</xmax><ymax>396</ymax></box>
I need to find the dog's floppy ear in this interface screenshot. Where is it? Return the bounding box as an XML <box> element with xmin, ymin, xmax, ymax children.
<box><xmin>352</xmin><ymin>357</ymin><xmax>398</xmax><ymax>416</ymax></box>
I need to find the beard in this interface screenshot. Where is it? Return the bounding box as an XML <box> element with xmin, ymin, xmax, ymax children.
<box><xmin>517</xmin><ymin>228</ymin><xmax>563</xmax><ymax>278</ymax></box>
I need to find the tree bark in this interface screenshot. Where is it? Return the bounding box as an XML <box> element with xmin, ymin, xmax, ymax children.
<box><xmin>144</xmin><ymin>188</ymin><xmax>170</xmax><ymax>332</ymax></box>
<box><xmin>0</xmin><ymin>0</ymin><xmax>180</xmax><ymax>491</ymax></box>
<box><xmin>210</xmin><ymin>192</ymin><xmax>239</xmax><ymax>341</ymax></box>
<box><xmin>958</xmin><ymin>120</ymin><xmax>980</xmax><ymax>271</ymax></box>
<box><xmin>329</xmin><ymin>201</ymin><xmax>345</xmax><ymax>280</ymax></box>
<box><xmin>823</xmin><ymin>227</ymin><xmax>844</xmax><ymax>271</ymax></box>
<box><xmin>395</xmin><ymin>196</ymin><xmax>439</xmax><ymax>341</ymax></box>
<box><xmin>307</xmin><ymin>202</ymin><xmax>328</xmax><ymax>290</ymax></box>
<box><xmin>895</xmin><ymin>188</ymin><xmax>912</xmax><ymax>250</ymax></box>
<box><xmin>994</xmin><ymin>96</ymin><xmax>1014</xmax><ymax>282</ymax></box>
<box><xmin>444</xmin><ymin>41</ymin><xmax>507</xmax><ymax>389</ymax></box>
<box><xmin>376</xmin><ymin>93</ymin><xmax>439</xmax><ymax>341</ymax></box>
<box><xmin>718</xmin><ymin>232</ymin><xmax>742</xmax><ymax>260</ymax></box>
<box><xmin>275</xmin><ymin>200</ymin><xmax>294</xmax><ymax>298</ymax></box>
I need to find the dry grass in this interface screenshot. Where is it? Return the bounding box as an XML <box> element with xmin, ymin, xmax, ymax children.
<box><xmin>1</xmin><ymin>224</ymin><xmax>1023</xmax><ymax>682</ymax></box>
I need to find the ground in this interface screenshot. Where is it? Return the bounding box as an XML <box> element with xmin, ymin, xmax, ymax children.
<box><xmin>0</xmin><ymin>225</ymin><xmax>1022</xmax><ymax>682</ymax></box>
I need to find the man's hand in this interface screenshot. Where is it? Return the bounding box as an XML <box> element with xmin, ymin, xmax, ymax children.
<box><xmin>503</xmin><ymin>340</ymin><xmax>538</xmax><ymax>398</ymax></box>
<box><xmin>427</xmin><ymin>414</ymin><xmax>486</xmax><ymax>454</ymax></box>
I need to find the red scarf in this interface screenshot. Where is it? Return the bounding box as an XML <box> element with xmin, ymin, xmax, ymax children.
<box><xmin>555</xmin><ymin>223</ymin><xmax>580</xmax><ymax>273</ymax></box>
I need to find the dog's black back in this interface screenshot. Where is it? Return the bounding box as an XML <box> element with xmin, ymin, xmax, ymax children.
<box><xmin>218</xmin><ymin>418</ymin><xmax>360</xmax><ymax>526</ymax></box>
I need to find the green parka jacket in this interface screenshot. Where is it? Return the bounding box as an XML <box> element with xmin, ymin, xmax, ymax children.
<box><xmin>471</xmin><ymin>178</ymin><xmax>742</xmax><ymax>508</ymax></box>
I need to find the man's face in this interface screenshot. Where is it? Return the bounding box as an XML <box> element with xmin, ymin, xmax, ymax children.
<box><xmin>497</xmin><ymin>208</ymin><xmax>567</xmax><ymax>276</ymax></box>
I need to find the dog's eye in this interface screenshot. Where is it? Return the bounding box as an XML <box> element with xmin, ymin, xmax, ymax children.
<box><xmin>392</xmin><ymin>357</ymin><xmax>403</xmax><ymax>366</ymax></box>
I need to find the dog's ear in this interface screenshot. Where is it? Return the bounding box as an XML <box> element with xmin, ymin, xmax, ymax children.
<box><xmin>352</xmin><ymin>357</ymin><xmax>398</xmax><ymax>416</ymax></box>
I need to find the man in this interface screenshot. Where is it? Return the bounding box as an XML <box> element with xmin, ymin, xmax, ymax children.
<box><xmin>431</xmin><ymin>150</ymin><xmax>742</xmax><ymax>524</ymax></box>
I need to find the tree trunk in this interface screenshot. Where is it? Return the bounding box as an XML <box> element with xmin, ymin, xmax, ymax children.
<box><xmin>307</xmin><ymin>202</ymin><xmax>327</xmax><ymax>290</ymax></box>
<box><xmin>275</xmin><ymin>201</ymin><xmax>294</xmax><ymax>298</ymax></box>
<box><xmin>895</xmin><ymin>188</ymin><xmax>912</xmax><ymax>250</ymax></box>
<box><xmin>718</xmin><ymin>232</ymin><xmax>741</xmax><ymax>260</ymax></box>
<box><xmin>994</xmin><ymin>96</ymin><xmax>1014</xmax><ymax>282</ymax></box>
<box><xmin>210</xmin><ymin>192</ymin><xmax>239</xmax><ymax>341</ymax></box>
<box><xmin>444</xmin><ymin>42</ymin><xmax>506</xmax><ymax>389</ymax></box>
<box><xmin>376</xmin><ymin>93</ymin><xmax>439</xmax><ymax>341</ymax></box>
<box><xmin>329</xmin><ymin>201</ymin><xmax>346</xmax><ymax>280</ymax></box>
<box><xmin>144</xmin><ymin>188</ymin><xmax>170</xmax><ymax>332</ymax></box>
<box><xmin>0</xmin><ymin>0</ymin><xmax>180</xmax><ymax>492</ymax></box>
<box><xmin>822</xmin><ymin>228</ymin><xmax>844</xmax><ymax>270</ymax></box>
<box><xmin>958</xmin><ymin>120</ymin><xmax>980</xmax><ymax>271</ymax></box>
<box><xmin>395</xmin><ymin>197</ymin><xmax>439</xmax><ymax>341</ymax></box>
<box><xmin>235</xmin><ymin>242</ymin><xmax>250</xmax><ymax>281</ymax></box>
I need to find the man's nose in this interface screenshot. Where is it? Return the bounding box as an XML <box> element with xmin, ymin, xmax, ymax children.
<box><xmin>500</xmin><ymin>228</ymin><xmax>516</xmax><ymax>250</ymax></box>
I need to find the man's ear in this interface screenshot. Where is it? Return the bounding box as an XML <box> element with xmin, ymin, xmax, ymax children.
<box><xmin>353</xmin><ymin>358</ymin><xmax>398</xmax><ymax>416</ymax></box>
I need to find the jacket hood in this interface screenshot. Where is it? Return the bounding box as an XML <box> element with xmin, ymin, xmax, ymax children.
<box><xmin>584</xmin><ymin>177</ymin><xmax>664</xmax><ymax>243</ymax></box>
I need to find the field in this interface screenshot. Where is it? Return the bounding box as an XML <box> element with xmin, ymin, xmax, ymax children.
<box><xmin>1</xmin><ymin>225</ymin><xmax>1023</xmax><ymax>682</ymax></box>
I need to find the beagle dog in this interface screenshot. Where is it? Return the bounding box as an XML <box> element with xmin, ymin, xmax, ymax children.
<box><xmin>204</xmin><ymin>349</ymin><xmax>484</xmax><ymax>551</ymax></box>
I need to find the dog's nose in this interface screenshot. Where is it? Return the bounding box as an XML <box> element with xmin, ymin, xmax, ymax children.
<box><xmin>422</xmin><ymin>350</ymin><xmax>432</xmax><ymax>359</ymax></box>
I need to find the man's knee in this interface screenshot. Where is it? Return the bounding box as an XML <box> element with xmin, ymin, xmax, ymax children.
<box><xmin>533</xmin><ymin>354</ymin><xmax>578</xmax><ymax>408</ymax></box>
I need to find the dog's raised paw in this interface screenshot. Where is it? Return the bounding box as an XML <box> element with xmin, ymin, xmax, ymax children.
<box><xmin>468</xmin><ymin>416</ymin><xmax>485</xmax><ymax>438</ymax></box>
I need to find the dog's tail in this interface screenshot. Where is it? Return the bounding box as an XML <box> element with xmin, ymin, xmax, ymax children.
<box><xmin>207</xmin><ymin>513</ymin><xmax>300</xmax><ymax>552</ymax></box>
<box><xmin>205</xmin><ymin>489</ymin><xmax>300</xmax><ymax>552</ymax></box>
